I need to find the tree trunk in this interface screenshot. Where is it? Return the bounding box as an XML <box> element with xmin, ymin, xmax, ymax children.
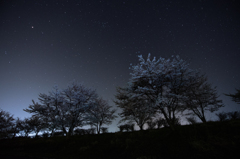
<box><xmin>200</xmin><ymin>116</ymin><xmax>207</xmax><ymax>123</ymax></box>
<box><xmin>161</xmin><ymin>108</ymin><xmax>175</xmax><ymax>131</ymax></box>
<box><xmin>97</xmin><ymin>127</ymin><xmax>100</xmax><ymax>134</ymax></box>
<box><xmin>67</xmin><ymin>125</ymin><xmax>74</xmax><ymax>137</ymax></box>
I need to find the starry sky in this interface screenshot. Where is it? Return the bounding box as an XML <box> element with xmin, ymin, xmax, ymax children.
<box><xmin>1</xmin><ymin>0</ymin><xmax>240</xmax><ymax>132</ymax></box>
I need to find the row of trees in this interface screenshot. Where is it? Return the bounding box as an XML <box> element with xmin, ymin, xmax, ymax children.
<box><xmin>1</xmin><ymin>83</ymin><xmax>117</xmax><ymax>138</ymax></box>
<box><xmin>114</xmin><ymin>54</ymin><xmax>236</xmax><ymax>130</ymax></box>
<box><xmin>1</xmin><ymin>54</ymin><xmax>239</xmax><ymax>138</ymax></box>
<box><xmin>216</xmin><ymin>111</ymin><xmax>240</xmax><ymax>121</ymax></box>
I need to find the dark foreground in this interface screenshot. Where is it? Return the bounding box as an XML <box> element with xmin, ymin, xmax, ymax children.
<box><xmin>1</xmin><ymin>120</ymin><xmax>240</xmax><ymax>159</ymax></box>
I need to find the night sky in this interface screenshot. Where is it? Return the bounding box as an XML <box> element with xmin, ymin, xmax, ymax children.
<box><xmin>1</xmin><ymin>0</ymin><xmax>239</xmax><ymax>132</ymax></box>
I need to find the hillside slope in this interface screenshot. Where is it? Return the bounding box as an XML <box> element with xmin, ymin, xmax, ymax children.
<box><xmin>0</xmin><ymin>120</ymin><xmax>240</xmax><ymax>159</ymax></box>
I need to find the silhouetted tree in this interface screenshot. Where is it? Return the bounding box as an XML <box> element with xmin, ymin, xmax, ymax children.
<box><xmin>12</xmin><ymin>117</ymin><xmax>23</xmax><ymax>138</ymax></box>
<box><xmin>27</xmin><ymin>116</ymin><xmax>45</xmax><ymax>137</ymax></box>
<box><xmin>225</xmin><ymin>88</ymin><xmax>240</xmax><ymax>104</ymax></box>
<box><xmin>74</xmin><ymin>128</ymin><xmax>86</xmax><ymax>135</ymax></box>
<box><xmin>227</xmin><ymin>111</ymin><xmax>240</xmax><ymax>120</ymax></box>
<box><xmin>0</xmin><ymin>109</ymin><xmax>15</xmax><ymax>138</ymax></box>
<box><xmin>24</xmin><ymin>86</ymin><xmax>64</xmax><ymax>136</ymax></box>
<box><xmin>101</xmin><ymin>127</ymin><xmax>108</xmax><ymax>133</ymax></box>
<box><xmin>115</xmin><ymin>86</ymin><xmax>154</xmax><ymax>130</ymax></box>
<box><xmin>216</xmin><ymin>112</ymin><xmax>228</xmax><ymax>122</ymax></box>
<box><xmin>87</xmin><ymin>98</ymin><xmax>117</xmax><ymax>134</ymax></box>
<box><xmin>184</xmin><ymin>74</ymin><xmax>223</xmax><ymax>123</ymax></box>
<box><xmin>19</xmin><ymin>118</ymin><xmax>34</xmax><ymax>137</ymax></box>
<box><xmin>118</xmin><ymin>124</ymin><xmax>134</xmax><ymax>132</ymax></box>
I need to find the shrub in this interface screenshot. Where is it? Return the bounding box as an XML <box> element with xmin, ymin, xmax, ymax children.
<box><xmin>227</xmin><ymin>111</ymin><xmax>240</xmax><ymax>120</ymax></box>
<box><xmin>186</xmin><ymin>116</ymin><xmax>198</xmax><ymax>125</ymax></box>
<box><xmin>216</xmin><ymin>112</ymin><xmax>228</xmax><ymax>121</ymax></box>
<box><xmin>101</xmin><ymin>127</ymin><xmax>108</xmax><ymax>133</ymax></box>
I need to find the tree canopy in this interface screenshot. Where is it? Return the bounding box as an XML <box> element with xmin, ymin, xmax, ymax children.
<box><xmin>225</xmin><ymin>88</ymin><xmax>240</xmax><ymax>104</ymax></box>
<box><xmin>116</xmin><ymin>54</ymin><xmax>223</xmax><ymax>129</ymax></box>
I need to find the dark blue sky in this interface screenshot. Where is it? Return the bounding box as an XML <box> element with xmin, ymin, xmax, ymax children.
<box><xmin>0</xmin><ymin>0</ymin><xmax>239</xmax><ymax>132</ymax></box>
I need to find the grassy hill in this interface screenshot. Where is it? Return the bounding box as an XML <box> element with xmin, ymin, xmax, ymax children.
<box><xmin>1</xmin><ymin>120</ymin><xmax>240</xmax><ymax>159</ymax></box>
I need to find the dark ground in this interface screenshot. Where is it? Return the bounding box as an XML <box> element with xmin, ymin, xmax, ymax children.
<box><xmin>1</xmin><ymin>120</ymin><xmax>240</xmax><ymax>159</ymax></box>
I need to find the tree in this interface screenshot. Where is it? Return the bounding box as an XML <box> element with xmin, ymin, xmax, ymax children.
<box><xmin>125</xmin><ymin>54</ymin><xmax>195</xmax><ymax>130</ymax></box>
<box><xmin>115</xmin><ymin>86</ymin><xmax>154</xmax><ymax>130</ymax></box>
<box><xmin>24</xmin><ymin>82</ymin><xmax>98</xmax><ymax>137</ymax></box>
<box><xmin>184</xmin><ymin>74</ymin><xmax>223</xmax><ymax>123</ymax></box>
<box><xmin>87</xmin><ymin>98</ymin><xmax>117</xmax><ymax>134</ymax></box>
<box><xmin>24</xmin><ymin>85</ymin><xmax>65</xmax><ymax>136</ymax></box>
<box><xmin>225</xmin><ymin>88</ymin><xmax>240</xmax><ymax>104</ymax></box>
<box><xmin>61</xmin><ymin>82</ymin><xmax>98</xmax><ymax>136</ymax></box>
<box><xmin>19</xmin><ymin>118</ymin><xmax>34</xmax><ymax>137</ymax></box>
<box><xmin>27</xmin><ymin>116</ymin><xmax>45</xmax><ymax>137</ymax></box>
<box><xmin>0</xmin><ymin>109</ymin><xmax>15</xmax><ymax>138</ymax></box>
<box><xmin>227</xmin><ymin>111</ymin><xmax>240</xmax><ymax>120</ymax></box>
<box><xmin>12</xmin><ymin>117</ymin><xmax>23</xmax><ymax>138</ymax></box>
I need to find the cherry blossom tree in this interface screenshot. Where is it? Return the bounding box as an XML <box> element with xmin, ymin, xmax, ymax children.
<box><xmin>120</xmin><ymin>53</ymin><xmax>222</xmax><ymax>130</ymax></box>
<box><xmin>24</xmin><ymin>82</ymin><xmax>98</xmax><ymax>137</ymax></box>
<box><xmin>61</xmin><ymin>82</ymin><xmax>98</xmax><ymax>136</ymax></box>
<box><xmin>125</xmin><ymin>54</ymin><xmax>195</xmax><ymax>130</ymax></box>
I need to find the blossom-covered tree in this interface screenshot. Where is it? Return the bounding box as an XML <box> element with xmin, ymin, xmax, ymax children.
<box><xmin>87</xmin><ymin>98</ymin><xmax>117</xmax><ymax>134</ymax></box>
<box><xmin>24</xmin><ymin>82</ymin><xmax>98</xmax><ymax>136</ymax></box>
<box><xmin>61</xmin><ymin>82</ymin><xmax>98</xmax><ymax>136</ymax></box>
<box><xmin>119</xmin><ymin>53</ymin><xmax>223</xmax><ymax>130</ymax></box>
<box><xmin>126</xmin><ymin>54</ymin><xmax>196</xmax><ymax>130</ymax></box>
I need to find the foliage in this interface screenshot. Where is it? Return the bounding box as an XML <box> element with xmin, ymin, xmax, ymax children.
<box><xmin>227</xmin><ymin>111</ymin><xmax>240</xmax><ymax>120</ymax></box>
<box><xmin>127</xmin><ymin>54</ymin><xmax>200</xmax><ymax>130</ymax></box>
<box><xmin>116</xmin><ymin>53</ymin><xmax>223</xmax><ymax>130</ymax></box>
<box><xmin>184</xmin><ymin>74</ymin><xmax>223</xmax><ymax>123</ymax></box>
<box><xmin>86</xmin><ymin>97</ymin><xmax>117</xmax><ymax>134</ymax></box>
<box><xmin>24</xmin><ymin>82</ymin><xmax>104</xmax><ymax>136</ymax></box>
<box><xmin>216</xmin><ymin>111</ymin><xmax>240</xmax><ymax>121</ymax></box>
<box><xmin>225</xmin><ymin>88</ymin><xmax>240</xmax><ymax>104</ymax></box>
<box><xmin>115</xmin><ymin>86</ymin><xmax>154</xmax><ymax>130</ymax></box>
<box><xmin>118</xmin><ymin>124</ymin><xmax>135</xmax><ymax>132</ymax></box>
<box><xmin>101</xmin><ymin>127</ymin><xmax>108</xmax><ymax>133</ymax></box>
<box><xmin>0</xmin><ymin>109</ymin><xmax>15</xmax><ymax>138</ymax></box>
<box><xmin>216</xmin><ymin>112</ymin><xmax>228</xmax><ymax>121</ymax></box>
